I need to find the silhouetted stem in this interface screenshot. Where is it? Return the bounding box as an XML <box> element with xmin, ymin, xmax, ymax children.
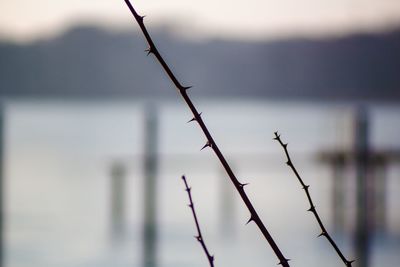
<box><xmin>274</xmin><ymin>132</ymin><xmax>354</xmax><ymax>267</ymax></box>
<box><xmin>122</xmin><ymin>1</ymin><xmax>290</xmax><ymax>266</ymax></box>
<box><xmin>182</xmin><ymin>175</ymin><xmax>214</xmax><ymax>267</ymax></box>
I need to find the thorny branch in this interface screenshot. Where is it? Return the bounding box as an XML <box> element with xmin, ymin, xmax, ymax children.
<box><xmin>182</xmin><ymin>175</ymin><xmax>215</xmax><ymax>267</ymax></box>
<box><xmin>273</xmin><ymin>132</ymin><xmax>354</xmax><ymax>267</ymax></box>
<box><xmin>122</xmin><ymin>1</ymin><xmax>290</xmax><ymax>266</ymax></box>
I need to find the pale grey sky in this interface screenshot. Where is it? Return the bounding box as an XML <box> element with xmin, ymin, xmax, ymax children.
<box><xmin>1</xmin><ymin>0</ymin><xmax>400</xmax><ymax>42</ymax></box>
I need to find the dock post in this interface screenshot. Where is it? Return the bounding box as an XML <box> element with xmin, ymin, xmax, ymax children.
<box><xmin>218</xmin><ymin>165</ymin><xmax>236</xmax><ymax>239</ymax></box>
<box><xmin>372</xmin><ymin>160</ymin><xmax>387</xmax><ymax>234</ymax></box>
<box><xmin>0</xmin><ymin>102</ymin><xmax>4</xmax><ymax>267</ymax></box>
<box><xmin>332</xmin><ymin>154</ymin><xmax>346</xmax><ymax>232</ymax></box>
<box><xmin>354</xmin><ymin>106</ymin><xmax>371</xmax><ymax>267</ymax></box>
<box><xmin>142</xmin><ymin>104</ymin><xmax>158</xmax><ymax>267</ymax></box>
<box><xmin>110</xmin><ymin>161</ymin><xmax>127</xmax><ymax>239</ymax></box>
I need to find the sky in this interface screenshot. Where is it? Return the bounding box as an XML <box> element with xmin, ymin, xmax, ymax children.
<box><xmin>1</xmin><ymin>0</ymin><xmax>400</xmax><ymax>42</ymax></box>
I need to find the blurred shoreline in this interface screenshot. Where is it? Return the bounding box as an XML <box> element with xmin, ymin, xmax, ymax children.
<box><xmin>1</xmin><ymin>25</ymin><xmax>400</xmax><ymax>102</ymax></box>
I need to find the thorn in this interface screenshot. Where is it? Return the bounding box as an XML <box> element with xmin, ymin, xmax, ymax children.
<box><xmin>283</xmin><ymin>143</ymin><xmax>288</xmax><ymax>148</ymax></box>
<box><xmin>195</xmin><ymin>235</ymin><xmax>202</xmax><ymax>242</ymax></box>
<box><xmin>187</xmin><ymin>117</ymin><xmax>196</xmax><ymax>123</ymax></box>
<box><xmin>182</xmin><ymin>85</ymin><xmax>192</xmax><ymax>91</ymax></box>
<box><xmin>278</xmin><ymin>259</ymin><xmax>290</xmax><ymax>265</ymax></box>
<box><xmin>246</xmin><ymin>216</ymin><xmax>254</xmax><ymax>225</ymax></box>
<box><xmin>188</xmin><ymin>204</ymin><xmax>193</xmax><ymax>208</ymax></box>
<box><xmin>200</xmin><ymin>141</ymin><xmax>211</xmax><ymax>151</ymax></box>
<box><xmin>273</xmin><ymin>132</ymin><xmax>280</xmax><ymax>140</ymax></box>
<box><xmin>286</xmin><ymin>160</ymin><xmax>292</xmax><ymax>166</ymax></box>
<box><xmin>185</xmin><ymin>187</ymin><xmax>191</xmax><ymax>193</ymax></box>
<box><xmin>318</xmin><ymin>231</ymin><xmax>326</xmax><ymax>237</ymax></box>
<box><xmin>187</xmin><ymin>112</ymin><xmax>202</xmax><ymax>123</ymax></box>
<box><xmin>210</xmin><ymin>255</ymin><xmax>214</xmax><ymax>262</ymax></box>
<box><xmin>347</xmin><ymin>260</ymin><xmax>355</xmax><ymax>266</ymax></box>
<box><xmin>144</xmin><ymin>47</ymin><xmax>153</xmax><ymax>56</ymax></box>
<box><xmin>239</xmin><ymin>182</ymin><xmax>249</xmax><ymax>188</ymax></box>
<box><xmin>307</xmin><ymin>206</ymin><xmax>315</xmax><ymax>212</ymax></box>
<box><xmin>138</xmin><ymin>15</ymin><xmax>146</xmax><ymax>22</ymax></box>
<box><xmin>303</xmin><ymin>185</ymin><xmax>310</xmax><ymax>190</ymax></box>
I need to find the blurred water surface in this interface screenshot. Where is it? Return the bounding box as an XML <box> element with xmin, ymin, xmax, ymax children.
<box><xmin>4</xmin><ymin>99</ymin><xmax>400</xmax><ymax>267</ymax></box>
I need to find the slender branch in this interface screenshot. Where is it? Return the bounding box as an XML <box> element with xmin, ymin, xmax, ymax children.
<box><xmin>182</xmin><ymin>175</ymin><xmax>215</xmax><ymax>267</ymax></box>
<box><xmin>122</xmin><ymin>1</ymin><xmax>290</xmax><ymax>266</ymax></box>
<box><xmin>273</xmin><ymin>132</ymin><xmax>354</xmax><ymax>267</ymax></box>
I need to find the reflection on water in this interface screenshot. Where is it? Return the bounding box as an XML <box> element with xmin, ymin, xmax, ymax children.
<box><xmin>4</xmin><ymin>99</ymin><xmax>400</xmax><ymax>267</ymax></box>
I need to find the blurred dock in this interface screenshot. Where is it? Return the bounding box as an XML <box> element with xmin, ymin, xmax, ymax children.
<box><xmin>318</xmin><ymin>107</ymin><xmax>400</xmax><ymax>267</ymax></box>
<box><xmin>0</xmin><ymin>100</ymin><xmax>399</xmax><ymax>267</ymax></box>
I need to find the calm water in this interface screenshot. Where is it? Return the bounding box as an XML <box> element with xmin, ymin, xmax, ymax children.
<box><xmin>4</xmin><ymin>99</ymin><xmax>400</xmax><ymax>267</ymax></box>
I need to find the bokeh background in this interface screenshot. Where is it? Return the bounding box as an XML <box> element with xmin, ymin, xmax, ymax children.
<box><xmin>0</xmin><ymin>1</ymin><xmax>399</xmax><ymax>267</ymax></box>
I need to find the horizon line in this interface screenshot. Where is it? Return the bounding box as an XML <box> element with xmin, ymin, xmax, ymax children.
<box><xmin>1</xmin><ymin>18</ymin><xmax>400</xmax><ymax>45</ymax></box>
